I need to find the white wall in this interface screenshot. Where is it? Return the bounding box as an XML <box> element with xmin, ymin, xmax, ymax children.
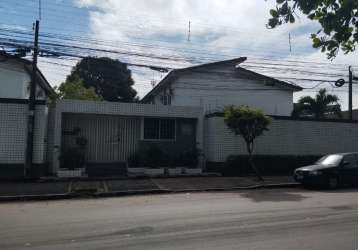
<box><xmin>205</xmin><ymin>116</ymin><xmax>358</xmax><ymax>162</ymax></box>
<box><xmin>153</xmin><ymin>66</ymin><xmax>294</xmax><ymax>116</ymax></box>
<box><xmin>0</xmin><ymin>60</ymin><xmax>47</xmax><ymax>100</ymax></box>
<box><xmin>0</xmin><ymin>103</ymin><xmax>48</xmax><ymax>164</ymax></box>
<box><xmin>0</xmin><ymin>61</ymin><xmax>29</xmax><ymax>99</ymax></box>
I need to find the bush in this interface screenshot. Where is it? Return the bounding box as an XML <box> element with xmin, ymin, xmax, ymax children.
<box><xmin>60</xmin><ymin>147</ymin><xmax>86</xmax><ymax>170</ymax></box>
<box><xmin>181</xmin><ymin>147</ymin><xmax>200</xmax><ymax>168</ymax></box>
<box><xmin>127</xmin><ymin>153</ymin><xmax>141</xmax><ymax>168</ymax></box>
<box><xmin>220</xmin><ymin>155</ymin><xmax>322</xmax><ymax>176</ymax></box>
<box><xmin>144</xmin><ymin>145</ymin><xmax>163</xmax><ymax>168</ymax></box>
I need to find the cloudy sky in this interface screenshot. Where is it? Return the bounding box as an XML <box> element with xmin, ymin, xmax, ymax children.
<box><xmin>1</xmin><ymin>0</ymin><xmax>357</xmax><ymax>109</ymax></box>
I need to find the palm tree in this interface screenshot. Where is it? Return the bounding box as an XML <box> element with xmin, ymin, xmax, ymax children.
<box><xmin>292</xmin><ymin>89</ymin><xmax>342</xmax><ymax>119</ymax></box>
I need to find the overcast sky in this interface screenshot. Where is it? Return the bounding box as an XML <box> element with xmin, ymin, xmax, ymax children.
<box><xmin>1</xmin><ymin>0</ymin><xmax>357</xmax><ymax>109</ymax></box>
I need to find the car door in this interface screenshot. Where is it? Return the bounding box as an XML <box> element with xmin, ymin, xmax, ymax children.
<box><xmin>340</xmin><ymin>154</ymin><xmax>358</xmax><ymax>186</ymax></box>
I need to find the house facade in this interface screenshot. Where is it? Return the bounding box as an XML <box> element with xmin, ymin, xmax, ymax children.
<box><xmin>2</xmin><ymin>55</ymin><xmax>358</xmax><ymax>179</ymax></box>
<box><xmin>0</xmin><ymin>54</ymin><xmax>53</xmax><ymax>179</ymax></box>
<box><xmin>141</xmin><ymin>58</ymin><xmax>302</xmax><ymax>116</ymax></box>
<box><xmin>48</xmin><ymin>100</ymin><xmax>204</xmax><ymax>177</ymax></box>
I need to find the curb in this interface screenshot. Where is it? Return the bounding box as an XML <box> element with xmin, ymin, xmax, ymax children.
<box><xmin>0</xmin><ymin>182</ymin><xmax>300</xmax><ymax>202</ymax></box>
<box><xmin>0</xmin><ymin>193</ymin><xmax>76</xmax><ymax>202</ymax></box>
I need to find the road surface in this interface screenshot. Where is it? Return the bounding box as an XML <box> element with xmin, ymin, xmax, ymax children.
<box><xmin>1</xmin><ymin>188</ymin><xmax>358</xmax><ymax>249</ymax></box>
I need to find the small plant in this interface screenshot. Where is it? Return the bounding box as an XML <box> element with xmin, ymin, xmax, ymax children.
<box><xmin>76</xmin><ymin>136</ymin><xmax>87</xmax><ymax>147</ymax></box>
<box><xmin>60</xmin><ymin>148</ymin><xmax>86</xmax><ymax>170</ymax></box>
<box><xmin>127</xmin><ymin>153</ymin><xmax>142</xmax><ymax>168</ymax></box>
<box><xmin>181</xmin><ymin>147</ymin><xmax>201</xmax><ymax>168</ymax></box>
<box><xmin>144</xmin><ymin>145</ymin><xmax>163</xmax><ymax>168</ymax></box>
<box><xmin>60</xmin><ymin>134</ymin><xmax>87</xmax><ymax>170</ymax></box>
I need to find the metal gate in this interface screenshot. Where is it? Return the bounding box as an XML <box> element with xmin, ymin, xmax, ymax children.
<box><xmin>62</xmin><ymin>114</ymin><xmax>141</xmax><ymax>164</ymax></box>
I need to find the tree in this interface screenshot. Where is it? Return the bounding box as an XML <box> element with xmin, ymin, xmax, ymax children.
<box><xmin>53</xmin><ymin>74</ymin><xmax>102</xmax><ymax>101</ymax></box>
<box><xmin>224</xmin><ymin>106</ymin><xmax>272</xmax><ymax>181</ymax></box>
<box><xmin>267</xmin><ymin>0</ymin><xmax>358</xmax><ymax>59</ymax></box>
<box><xmin>292</xmin><ymin>88</ymin><xmax>342</xmax><ymax>118</ymax></box>
<box><xmin>67</xmin><ymin>57</ymin><xmax>137</xmax><ymax>102</ymax></box>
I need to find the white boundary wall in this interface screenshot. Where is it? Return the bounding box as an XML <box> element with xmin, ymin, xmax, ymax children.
<box><xmin>0</xmin><ymin>103</ymin><xmax>48</xmax><ymax>165</ymax></box>
<box><xmin>205</xmin><ymin>116</ymin><xmax>358</xmax><ymax>162</ymax></box>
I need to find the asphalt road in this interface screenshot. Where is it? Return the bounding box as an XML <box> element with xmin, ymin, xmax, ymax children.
<box><xmin>1</xmin><ymin>188</ymin><xmax>358</xmax><ymax>250</ymax></box>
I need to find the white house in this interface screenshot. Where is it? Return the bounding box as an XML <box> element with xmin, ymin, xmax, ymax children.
<box><xmin>141</xmin><ymin>57</ymin><xmax>303</xmax><ymax>116</ymax></box>
<box><xmin>0</xmin><ymin>53</ymin><xmax>52</xmax><ymax>100</ymax></box>
<box><xmin>0</xmin><ymin>53</ymin><xmax>53</xmax><ymax>179</ymax></box>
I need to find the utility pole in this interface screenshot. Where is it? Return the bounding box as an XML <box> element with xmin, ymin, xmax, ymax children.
<box><xmin>289</xmin><ymin>33</ymin><xmax>292</xmax><ymax>53</ymax></box>
<box><xmin>25</xmin><ymin>20</ymin><xmax>40</xmax><ymax>177</ymax></box>
<box><xmin>349</xmin><ymin>66</ymin><xmax>353</xmax><ymax>121</ymax></box>
<box><xmin>187</xmin><ymin>21</ymin><xmax>191</xmax><ymax>42</ymax></box>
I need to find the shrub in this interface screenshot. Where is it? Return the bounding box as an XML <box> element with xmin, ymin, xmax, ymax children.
<box><xmin>127</xmin><ymin>153</ymin><xmax>142</xmax><ymax>168</ymax></box>
<box><xmin>220</xmin><ymin>155</ymin><xmax>323</xmax><ymax>176</ymax></box>
<box><xmin>181</xmin><ymin>147</ymin><xmax>201</xmax><ymax>168</ymax></box>
<box><xmin>60</xmin><ymin>147</ymin><xmax>86</xmax><ymax>170</ymax></box>
<box><xmin>144</xmin><ymin>145</ymin><xmax>163</xmax><ymax>168</ymax></box>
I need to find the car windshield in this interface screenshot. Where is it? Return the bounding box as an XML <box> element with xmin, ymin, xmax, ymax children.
<box><xmin>316</xmin><ymin>154</ymin><xmax>343</xmax><ymax>166</ymax></box>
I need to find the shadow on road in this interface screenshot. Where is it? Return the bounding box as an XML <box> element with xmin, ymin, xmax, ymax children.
<box><xmin>240</xmin><ymin>189</ymin><xmax>309</xmax><ymax>203</ymax></box>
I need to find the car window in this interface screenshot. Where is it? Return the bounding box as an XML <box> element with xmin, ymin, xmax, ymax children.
<box><xmin>343</xmin><ymin>155</ymin><xmax>358</xmax><ymax>168</ymax></box>
<box><xmin>316</xmin><ymin>154</ymin><xmax>343</xmax><ymax>166</ymax></box>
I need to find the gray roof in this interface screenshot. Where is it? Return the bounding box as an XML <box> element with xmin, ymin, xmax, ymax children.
<box><xmin>141</xmin><ymin>57</ymin><xmax>302</xmax><ymax>103</ymax></box>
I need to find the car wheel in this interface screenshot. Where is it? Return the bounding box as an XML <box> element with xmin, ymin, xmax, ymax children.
<box><xmin>327</xmin><ymin>176</ymin><xmax>339</xmax><ymax>189</ymax></box>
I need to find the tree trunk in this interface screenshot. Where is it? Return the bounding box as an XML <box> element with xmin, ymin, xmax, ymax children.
<box><xmin>247</xmin><ymin>142</ymin><xmax>263</xmax><ymax>181</ymax></box>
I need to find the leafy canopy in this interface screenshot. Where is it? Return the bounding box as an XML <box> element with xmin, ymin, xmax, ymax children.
<box><xmin>53</xmin><ymin>74</ymin><xmax>102</xmax><ymax>101</ymax></box>
<box><xmin>67</xmin><ymin>57</ymin><xmax>137</xmax><ymax>102</ymax></box>
<box><xmin>268</xmin><ymin>0</ymin><xmax>358</xmax><ymax>58</ymax></box>
<box><xmin>224</xmin><ymin>106</ymin><xmax>271</xmax><ymax>152</ymax></box>
<box><xmin>292</xmin><ymin>88</ymin><xmax>341</xmax><ymax>118</ymax></box>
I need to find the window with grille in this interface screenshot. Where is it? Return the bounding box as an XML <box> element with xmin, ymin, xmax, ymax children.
<box><xmin>144</xmin><ymin>118</ymin><xmax>175</xmax><ymax>140</ymax></box>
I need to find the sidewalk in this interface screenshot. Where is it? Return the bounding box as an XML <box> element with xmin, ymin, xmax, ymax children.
<box><xmin>0</xmin><ymin>176</ymin><xmax>299</xmax><ymax>201</ymax></box>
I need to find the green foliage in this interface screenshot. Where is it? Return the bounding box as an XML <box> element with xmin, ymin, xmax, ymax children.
<box><xmin>67</xmin><ymin>57</ymin><xmax>137</xmax><ymax>102</ymax></box>
<box><xmin>224</xmin><ymin>106</ymin><xmax>271</xmax><ymax>153</ymax></box>
<box><xmin>144</xmin><ymin>145</ymin><xmax>163</xmax><ymax>168</ymax></box>
<box><xmin>60</xmin><ymin>135</ymin><xmax>88</xmax><ymax>170</ymax></box>
<box><xmin>293</xmin><ymin>88</ymin><xmax>341</xmax><ymax>118</ymax></box>
<box><xmin>224</xmin><ymin>106</ymin><xmax>271</xmax><ymax>180</ymax></box>
<box><xmin>268</xmin><ymin>0</ymin><xmax>358</xmax><ymax>58</ymax></box>
<box><xmin>60</xmin><ymin>148</ymin><xmax>86</xmax><ymax>170</ymax></box>
<box><xmin>53</xmin><ymin>74</ymin><xmax>102</xmax><ymax>102</ymax></box>
<box><xmin>180</xmin><ymin>147</ymin><xmax>201</xmax><ymax>168</ymax></box>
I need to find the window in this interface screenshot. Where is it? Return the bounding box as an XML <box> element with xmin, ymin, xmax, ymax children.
<box><xmin>316</xmin><ymin>154</ymin><xmax>343</xmax><ymax>166</ymax></box>
<box><xmin>144</xmin><ymin>118</ymin><xmax>175</xmax><ymax>140</ymax></box>
<box><xmin>343</xmin><ymin>155</ymin><xmax>358</xmax><ymax>168</ymax></box>
<box><xmin>160</xmin><ymin>95</ymin><xmax>171</xmax><ymax>105</ymax></box>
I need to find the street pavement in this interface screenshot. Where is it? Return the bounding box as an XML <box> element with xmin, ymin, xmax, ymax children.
<box><xmin>1</xmin><ymin>188</ymin><xmax>358</xmax><ymax>249</ymax></box>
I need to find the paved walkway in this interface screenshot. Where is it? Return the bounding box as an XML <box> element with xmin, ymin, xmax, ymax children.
<box><xmin>0</xmin><ymin>176</ymin><xmax>297</xmax><ymax>200</ymax></box>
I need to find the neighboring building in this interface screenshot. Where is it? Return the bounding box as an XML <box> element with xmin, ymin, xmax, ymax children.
<box><xmin>0</xmin><ymin>53</ymin><xmax>52</xmax><ymax>100</ymax></box>
<box><xmin>0</xmin><ymin>53</ymin><xmax>54</xmax><ymax>179</ymax></box>
<box><xmin>141</xmin><ymin>58</ymin><xmax>303</xmax><ymax>116</ymax></box>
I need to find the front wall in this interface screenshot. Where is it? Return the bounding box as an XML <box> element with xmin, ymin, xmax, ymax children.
<box><xmin>0</xmin><ymin>103</ymin><xmax>48</xmax><ymax>178</ymax></box>
<box><xmin>206</xmin><ymin>116</ymin><xmax>358</xmax><ymax>162</ymax></box>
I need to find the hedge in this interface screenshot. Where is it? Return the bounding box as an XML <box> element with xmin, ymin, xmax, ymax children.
<box><xmin>206</xmin><ymin>155</ymin><xmax>323</xmax><ymax>176</ymax></box>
